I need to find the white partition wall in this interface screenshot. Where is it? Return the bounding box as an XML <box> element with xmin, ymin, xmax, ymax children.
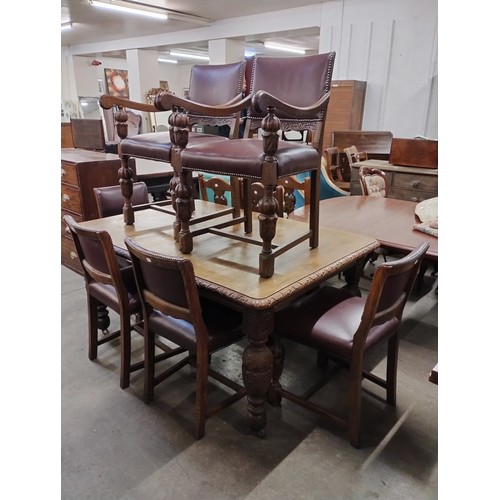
<box><xmin>61</xmin><ymin>0</ymin><xmax>438</xmax><ymax>139</ymax></box>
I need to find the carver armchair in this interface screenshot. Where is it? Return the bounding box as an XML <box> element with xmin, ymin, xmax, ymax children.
<box><xmin>99</xmin><ymin>61</ymin><xmax>246</xmax><ymax>224</ymax></box>
<box><xmin>156</xmin><ymin>52</ymin><xmax>336</xmax><ymax>277</ymax></box>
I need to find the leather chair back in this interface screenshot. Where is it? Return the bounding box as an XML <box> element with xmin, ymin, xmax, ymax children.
<box><xmin>94</xmin><ymin>181</ymin><xmax>150</xmax><ymax>218</ymax></box>
<box><xmin>246</xmin><ymin>53</ymin><xmax>335</xmax><ymax>128</ymax></box>
<box><xmin>185</xmin><ymin>61</ymin><xmax>246</xmax><ymax>128</ymax></box>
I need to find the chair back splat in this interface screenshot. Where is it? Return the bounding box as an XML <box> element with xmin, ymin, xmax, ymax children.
<box><xmin>156</xmin><ymin>52</ymin><xmax>336</xmax><ymax>278</ymax></box>
<box><xmin>99</xmin><ymin>61</ymin><xmax>246</xmax><ymax>225</ymax></box>
<box><xmin>271</xmin><ymin>242</ymin><xmax>429</xmax><ymax>447</ymax></box>
<box><xmin>124</xmin><ymin>237</ymin><xmax>246</xmax><ymax>439</ymax></box>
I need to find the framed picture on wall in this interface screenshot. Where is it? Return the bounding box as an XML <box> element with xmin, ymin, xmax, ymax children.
<box><xmin>104</xmin><ymin>68</ymin><xmax>130</xmax><ymax>98</ymax></box>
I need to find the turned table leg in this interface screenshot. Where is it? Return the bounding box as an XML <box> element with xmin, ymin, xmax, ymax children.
<box><xmin>242</xmin><ymin>309</ymin><xmax>274</xmax><ymax>437</ymax></box>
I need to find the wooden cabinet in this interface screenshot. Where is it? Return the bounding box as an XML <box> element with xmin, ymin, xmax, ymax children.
<box><xmin>351</xmin><ymin>160</ymin><xmax>438</xmax><ymax>202</ymax></box>
<box><xmin>322</xmin><ymin>80</ymin><xmax>367</xmax><ymax>148</ymax></box>
<box><xmin>61</xmin><ymin>149</ymin><xmax>136</xmax><ymax>274</ymax></box>
<box><xmin>61</xmin><ymin>123</ymin><xmax>74</xmax><ymax>148</ymax></box>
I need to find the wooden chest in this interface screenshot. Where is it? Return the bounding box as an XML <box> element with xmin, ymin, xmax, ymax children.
<box><xmin>61</xmin><ymin>149</ymin><xmax>136</xmax><ymax>274</ymax></box>
<box><xmin>389</xmin><ymin>138</ymin><xmax>438</xmax><ymax>169</ymax></box>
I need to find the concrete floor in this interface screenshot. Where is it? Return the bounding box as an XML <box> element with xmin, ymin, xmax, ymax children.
<box><xmin>61</xmin><ymin>261</ymin><xmax>438</xmax><ymax>499</ymax></box>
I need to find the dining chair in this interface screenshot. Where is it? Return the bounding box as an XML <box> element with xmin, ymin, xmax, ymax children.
<box><xmin>278</xmin><ymin>175</ymin><xmax>311</xmax><ymax>217</ymax></box>
<box><xmin>93</xmin><ymin>181</ymin><xmax>173</xmax><ymax>266</ymax></box>
<box><xmin>63</xmin><ymin>214</ymin><xmax>186</xmax><ymax>389</ymax></box>
<box><xmin>94</xmin><ymin>181</ymin><xmax>150</xmax><ymax>218</ymax></box>
<box><xmin>344</xmin><ymin>145</ymin><xmax>368</xmax><ymax>176</ymax></box>
<box><xmin>246</xmin><ymin>181</ymin><xmax>285</xmax><ymax>218</ymax></box>
<box><xmin>197</xmin><ymin>169</ymin><xmax>305</xmax><ymax>219</ymax></box>
<box><xmin>155</xmin><ymin>52</ymin><xmax>336</xmax><ymax>278</ymax></box>
<box><xmin>359</xmin><ymin>166</ymin><xmax>388</xmax><ymax>198</ymax></box>
<box><xmin>323</xmin><ymin>147</ymin><xmax>351</xmax><ymax>192</ymax></box>
<box><xmin>124</xmin><ymin>237</ymin><xmax>247</xmax><ymax>439</ymax></box>
<box><xmin>197</xmin><ymin>173</ymin><xmax>241</xmax><ymax>215</ymax></box>
<box><xmin>270</xmin><ymin>242</ymin><xmax>429</xmax><ymax>447</ymax></box>
<box><xmin>358</xmin><ymin>166</ymin><xmax>390</xmax><ymax>266</ymax></box>
<box><xmin>99</xmin><ymin>60</ymin><xmax>247</xmax><ymax>224</ymax></box>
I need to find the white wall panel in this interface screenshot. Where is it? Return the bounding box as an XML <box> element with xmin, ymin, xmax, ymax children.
<box><xmin>319</xmin><ymin>0</ymin><xmax>438</xmax><ymax>138</ymax></box>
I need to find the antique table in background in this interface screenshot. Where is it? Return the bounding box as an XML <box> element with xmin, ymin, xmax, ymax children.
<box><xmin>80</xmin><ymin>202</ymin><xmax>378</xmax><ymax>436</ymax></box>
<box><xmin>289</xmin><ymin>195</ymin><xmax>438</xmax><ymax>261</ymax></box>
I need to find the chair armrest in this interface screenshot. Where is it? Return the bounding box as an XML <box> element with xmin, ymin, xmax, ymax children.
<box><xmin>99</xmin><ymin>94</ymin><xmax>157</xmax><ymax>113</ymax></box>
<box><xmin>154</xmin><ymin>92</ymin><xmax>250</xmax><ymax>116</ymax></box>
<box><xmin>251</xmin><ymin>90</ymin><xmax>330</xmax><ymax>118</ymax></box>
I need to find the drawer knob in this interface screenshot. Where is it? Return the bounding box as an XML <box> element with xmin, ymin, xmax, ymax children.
<box><xmin>410</xmin><ymin>180</ymin><xmax>420</xmax><ymax>188</ymax></box>
<box><xmin>62</xmin><ymin>194</ymin><xmax>70</xmax><ymax>203</ymax></box>
<box><xmin>61</xmin><ymin>168</ymin><xmax>66</xmax><ymax>177</ymax></box>
<box><xmin>70</xmin><ymin>251</ymin><xmax>78</xmax><ymax>260</ymax></box>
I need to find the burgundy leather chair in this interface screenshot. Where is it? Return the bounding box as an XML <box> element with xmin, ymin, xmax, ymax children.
<box><xmin>156</xmin><ymin>52</ymin><xmax>336</xmax><ymax>278</ymax></box>
<box><xmin>270</xmin><ymin>242</ymin><xmax>429</xmax><ymax>447</ymax></box>
<box><xmin>99</xmin><ymin>61</ymin><xmax>247</xmax><ymax>224</ymax></box>
<box><xmin>94</xmin><ymin>181</ymin><xmax>150</xmax><ymax>218</ymax></box>
<box><xmin>64</xmin><ymin>214</ymin><xmax>186</xmax><ymax>389</ymax></box>
<box><xmin>124</xmin><ymin>236</ymin><xmax>246</xmax><ymax>439</ymax></box>
<box><xmin>64</xmin><ymin>214</ymin><xmax>143</xmax><ymax>389</ymax></box>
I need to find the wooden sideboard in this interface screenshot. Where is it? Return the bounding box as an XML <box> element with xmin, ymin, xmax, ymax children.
<box><xmin>351</xmin><ymin>159</ymin><xmax>438</xmax><ymax>202</ymax></box>
<box><xmin>322</xmin><ymin>80</ymin><xmax>367</xmax><ymax>148</ymax></box>
<box><xmin>61</xmin><ymin>148</ymin><xmax>136</xmax><ymax>274</ymax></box>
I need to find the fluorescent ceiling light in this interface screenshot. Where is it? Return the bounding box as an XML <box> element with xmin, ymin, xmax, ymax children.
<box><xmin>61</xmin><ymin>22</ymin><xmax>73</xmax><ymax>30</ymax></box>
<box><xmin>158</xmin><ymin>58</ymin><xmax>178</xmax><ymax>64</ymax></box>
<box><xmin>90</xmin><ymin>1</ymin><xmax>168</xmax><ymax>20</ymax></box>
<box><xmin>169</xmin><ymin>51</ymin><xmax>209</xmax><ymax>61</ymax></box>
<box><xmin>264</xmin><ymin>42</ymin><xmax>305</xmax><ymax>55</ymax></box>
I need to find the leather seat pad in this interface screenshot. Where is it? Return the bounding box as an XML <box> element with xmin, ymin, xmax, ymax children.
<box><xmin>119</xmin><ymin>132</ymin><xmax>228</xmax><ymax>162</ymax></box>
<box><xmin>181</xmin><ymin>138</ymin><xmax>320</xmax><ymax>179</ymax></box>
<box><xmin>275</xmin><ymin>286</ymin><xmax>399</xmax><ymax>360</ymax></box>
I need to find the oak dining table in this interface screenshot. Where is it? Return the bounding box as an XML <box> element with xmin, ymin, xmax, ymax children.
<box><xmin>80</xmin><ymin>200</ymin><xmax>379</xmax><ymax>436</ymax></box>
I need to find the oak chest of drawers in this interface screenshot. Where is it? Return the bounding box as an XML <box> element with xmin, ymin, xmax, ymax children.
<box><xmin>351</xmin><ymin>160</ymin><xmax>437</xmax><ymax>202</ymax></box>
<box><xmin>61</xmin><ymin>149</ymin><xmax>136</xmax><ymax>274</ymax></box>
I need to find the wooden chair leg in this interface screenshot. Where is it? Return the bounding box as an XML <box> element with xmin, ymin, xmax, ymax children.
<box><xmin>386</xmin><ymin>335</ymin><xmax>399</xmax><ymax>405</ymax></box>
<box><xmin>194</xmin><ymin>355</ymin><xmax>209</xmax><ymax>440</ymax></box>
<box><xmin>143</xmin><ymin>323</ymin><xmax>155</xmax><ymax>404</ymax></box>
<box><xmin>88</xmin><ymin>295</ymin><xmax>99</xmax><ymax>360</ymax></box>
<box><xmin>120</xmin><ymin>318</ymin><xmax>131</xmax><ymax>390</ymax></box>
<box><xmin>258</xmin><ymin>183</ymin><xmax>278</xmax><ymax>278</ymax></box>
<box><xmin>348</xmin><ymin>363</ymin><xmax>364</xmax><ymax>448</ymax></box>
<box><xmin>309</xmin><ymin>169</ymin><xmax>320</xmax><ymax>248</ymax></box>
<box><xmin>119</xmin><ymin>156</ymin><xmax>135</xmax><ymax>225</ymax></box>
<box><xmin>175</xmin><ymin>172</ymin><xmax>194</xmax><ymax>254</ymax></box>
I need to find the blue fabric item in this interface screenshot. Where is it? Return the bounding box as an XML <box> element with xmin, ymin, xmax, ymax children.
<box><xmin>293</xmin><ymin>171</ymin><xmax>347</xmax><ymax>209</ymax></box>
